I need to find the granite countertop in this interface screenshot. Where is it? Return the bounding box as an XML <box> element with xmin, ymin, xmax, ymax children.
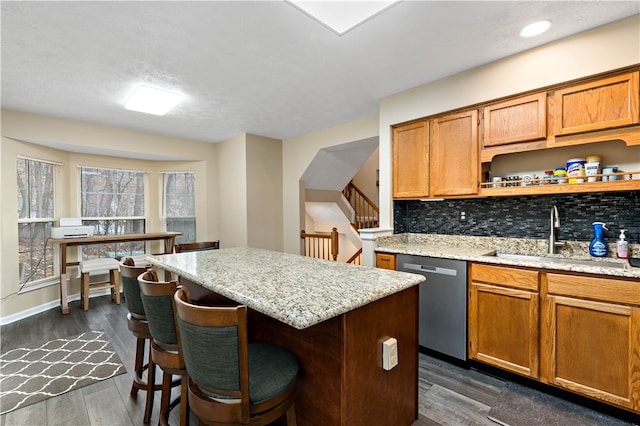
<box><xmin>376</xmin><ymin>234</ymin><xmax>640</xmax><ymax>279</ymax></box>
<box><xmin>147</xmin><ymin>247</ymin><xmax>425</xmax><ymax>330</ymax></box>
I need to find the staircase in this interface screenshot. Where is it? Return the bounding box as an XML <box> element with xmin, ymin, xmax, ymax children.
<box><xmin>302</xmin><ymin>180</ymin><xmax>378</xmax><ymax>265</ymax></box>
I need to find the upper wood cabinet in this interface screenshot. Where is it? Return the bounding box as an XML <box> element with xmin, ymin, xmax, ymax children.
<box><xmin>392</xmin><ymin>120</ymin><xmax>429</xmax><ymax>198</ymax></box>
<box><xmin>552</xmin><ymin>71</ymin><xmax>639</xmax><ymax>136</ymax></box>
<box><xmin>430</xmin><ymin>109</ymin><xmax>479</xmax><ymax>196</ymax></box>
<box><xmin>482</xmin><ymin>92</ymin><xmax>547</xmax><ymax>147</ymax></box>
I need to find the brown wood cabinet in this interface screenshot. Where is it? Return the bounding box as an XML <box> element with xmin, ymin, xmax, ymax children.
<box><xmin>376</xmin><ymin>252</ymin><xmax>396</xmax><ymax>270</ymax></box>
<box><xmin>468</xmin><ymin>263</ymin><xmax>540</xmax><ymax>378</ymax></box>
<box><xmin>470</xmin><ymin>262</ymin><xmax>640</xmax><ymax>414</ymax></box>
<box><xmin>483</xmin><ymin>92</ymin><xmax>547</xmax><ymax>147</ymax></box>
<box><xmin>392</xmin><ymin>120</ymin><xmax>429</xmax><ymax>198</ymax></box>
<box><xmin>552</xmin><ymin>71</ymin><xmax>639</xmax><ymax>136</ymax></box>
<box><xmin>392</xmin><ymin>66</ymin><xmax>640</xmax><ymax>200</ymax></box>
<box><xmin>430</xmin><ymin>109</ymin><xmax>479</xmax><ymax>196</ymax></box>
<box><xmin>541</xmin><ymin>273</ymin><xmax>640</xmax><ymax>412</ymax></box>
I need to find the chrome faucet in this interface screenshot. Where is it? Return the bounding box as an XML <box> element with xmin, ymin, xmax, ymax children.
<box><xmin>549</xmin><ymin>205</ymin><xmax>565</xmax><ymax>254</ymax></box>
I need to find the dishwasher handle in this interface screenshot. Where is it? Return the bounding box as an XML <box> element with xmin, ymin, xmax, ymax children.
<box><xmin>401</xmin><ymin>263</ymin><xmax>458</xmax><ymax>276</ymax></box>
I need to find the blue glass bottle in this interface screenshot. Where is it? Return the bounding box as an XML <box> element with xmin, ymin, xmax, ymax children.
<box><xmin>589</xmin><ymin>222</ymin><xmax>609</xmax><ymax>257</ymax></box>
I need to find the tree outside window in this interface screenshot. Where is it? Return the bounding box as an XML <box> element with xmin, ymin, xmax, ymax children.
<box><xmin>162</xmin><ymin>172</ymin><xmax>195</xmax><ymax>245</ymax></box>
<box><xmin>80</xmin><ymin>167</ymin><xmax>146</xmax><ymax>259</ymax></box>
<box><xmin>17</xmin><ymin>158</ymin><xmax>57</xmax><ymax>286</ymax></box>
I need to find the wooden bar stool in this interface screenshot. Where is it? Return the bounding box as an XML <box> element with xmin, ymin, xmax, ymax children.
<box><xmin>79</xmin><ymin>258</ymin><xmax>121</xmax><ymax>311</ymax></box>
<box><xmin>120</xmin><ymin>257</ymin><xmax>158</xmax><ymax>424</ymax></box>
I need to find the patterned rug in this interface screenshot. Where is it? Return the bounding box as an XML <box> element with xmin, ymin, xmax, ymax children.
<box><xmin>0</xmin><ymin>330</ymin><xmax>126</xmax><ymax>415</ymax></box>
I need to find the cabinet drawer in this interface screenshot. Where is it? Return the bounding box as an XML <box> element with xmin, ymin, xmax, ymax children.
<box><xmin>546</xmin><ymin>273</ymin><xmax>640</xmax><ymax>306</ymax></box>
<box><xmin>471</xmin><ymin>263</ymin><xmax>539</xmax><ymax>291</ymax></box>
<box><xmin>376</xmin><ymin>253</ymin><xmax>396</xmax><ymax>270</ymax></box>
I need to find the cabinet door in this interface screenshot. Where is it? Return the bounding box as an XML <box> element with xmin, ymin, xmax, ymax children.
<box><xmin>483</xmin><ymin>92</ymin><xmax>547</xmax><ymax>147</ymax></box>
<box><xmin>430</xmin><ymin>110</ymin><xmax>479</xmax><ymax>196</ymax></box>
<box><xmin>392</xmin><ymin>120</ymin><xmax>429</xmax><ymax>198</ymax></box>
<box><xmin>541</xmin><ymin>294</ymin><xmax>640</xmax><ymax>411</ymax></box>
<box><xmin>469</xmin><ymin>264</ymin><xmax>540</xmax><ymax>378</ymax></box>
<box><xmin>552</xmin><ymin>71</ymin><xmax>640</xmax><ymax>136</ymax></box>
<box><xmin>375</xmin><ymin>253</ymin><xmax>396</xmax><ymax>270</ymax></box>
<box><xmin>469</xmin><ymin>282</ymin><xmax>540</xmax><ymax>378</ymax></box>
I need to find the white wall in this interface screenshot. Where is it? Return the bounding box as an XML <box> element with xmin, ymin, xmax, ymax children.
<box><xmin>282</xmin><ymin>114</ymin><xmax>379</xmax><ymax>254</ymax></box>
<box><xmin>247</xmin><ymin>134</ymin><xmax>283</xmax><ymax>251</ymax></box>
<box><xmin>378</xmin><ymin>15</ymin><xmax>640</xmax><ymax>228</ymax></box>
<box><xmin>216</xmin><ymin>134</ymin><xmax>248</xmax><ymax>248</ymax></box>
<box><xmin>1</xmin><ymin>110</ymin><xmax>220</xmax><ymax>319</ymax></box>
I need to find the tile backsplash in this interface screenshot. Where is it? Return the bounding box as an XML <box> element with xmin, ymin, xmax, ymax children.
<box><xmin>393</xmin><ymin>191</ymin><xmax>640</xmax><ymax>244</ymax></box>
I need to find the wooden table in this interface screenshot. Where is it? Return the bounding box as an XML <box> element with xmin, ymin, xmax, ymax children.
<box><xmin>148</xmin><ymin>247</ymin><xmax>424</xmax><ymax>425</ymax></box>
<box><xmin>51</xmin><ymin>232</ymin><xmax>180</xmax><ymax>314</ymax></box>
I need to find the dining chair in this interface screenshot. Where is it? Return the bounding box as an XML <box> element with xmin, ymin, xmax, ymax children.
<box><xmin>173</xmin><ymin>287</ymin><xmax>299</xmax><ymax>425</ymax></box>
<box><xmin>138</xmin><ymin>269</ymin><xmax>188</xmax><ymax>426</ymax></box>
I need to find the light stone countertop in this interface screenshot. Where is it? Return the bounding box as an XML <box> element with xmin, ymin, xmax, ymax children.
<box><xmin>147</xmin><ymin>247</ymin><xmax>425</xmax><ymax>330</ymax></box>
<box><xmin>376</xmin><ymin>234</ymin><xmax>640</xmax><ymax>279</ymax></box>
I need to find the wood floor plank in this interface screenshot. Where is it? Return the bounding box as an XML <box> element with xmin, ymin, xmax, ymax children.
<box><xmin>420</xmin><ymin>355</ymin><xmax>505</xmax><ymax>407</ymax></box>
<box><xmin>46</xmin><ymin>389</ymin><xmax>90</xmax><ymax>426</ymax></box>
<box><xmin>2</xmin><ymin>294</ymin><xmax>633</xmax><ymax>426</ymax></box>
<box><xmin>1</xmin><ymin>399</ymin><xmax>47</xmax><ymax>426</ymax></box>
<box><xmin>419</xmin><ymin>383</ymin><xmax>495</xmax><ymax>426</ymax></box>
<box><xmin>82</xmin><ymin>380</ymin><xmax>134</xmax><ymax>425</ymax></box>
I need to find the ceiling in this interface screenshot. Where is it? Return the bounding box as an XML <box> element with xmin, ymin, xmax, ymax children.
<box><xmin>2</xmin><ymin>1</ymin><xmax>639</xmax><ymax>145</ymax></box>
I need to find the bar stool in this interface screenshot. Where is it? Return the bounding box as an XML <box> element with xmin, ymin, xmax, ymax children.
<box><xmin>138</xmin><ymin>269</ymin><xmax>188</xmax><ymax>426</ymax></box>
<box><xmin>120</xmin><ymin>257</ymin><xmax>158</xmax><ymax>423</ymax></box>
<box><xmin>79</xmin><ymin>258</ymin><xmax>121</xmax><ymax>311</ymax></box>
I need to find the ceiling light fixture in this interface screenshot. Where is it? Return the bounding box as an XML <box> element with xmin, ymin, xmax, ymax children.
<box><xmin>124</xmin><ymin>85</ymin><xmax>182</xmax><ymax>116</ymax></box>
<box><xmin>286</xmin><ymin>0</ymin><xmax>400</xmax><ymax>35</ymax></box>
<box><xmin>519</xmin><ymin>20</ymin><xmax>552</xmax><ymax>37</ymax></box>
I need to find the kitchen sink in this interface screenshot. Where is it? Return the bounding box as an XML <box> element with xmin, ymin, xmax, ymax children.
<box><xmin>485</xmin><ymin>252</ymin><xmax>628</xmax><ymax>269</ymax></box>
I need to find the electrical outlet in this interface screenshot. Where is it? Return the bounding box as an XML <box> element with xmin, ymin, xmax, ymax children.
<box><xmin>382</xmin><ymin>337</ymin><xmax>398</xmax><ymax>370</ymax></box>
<box><xmin>460</xmin><ymin>211</ymin><xmax>466</xmax><ymax>221</ymax></box>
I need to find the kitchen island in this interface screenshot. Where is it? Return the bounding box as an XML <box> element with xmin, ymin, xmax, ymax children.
<box><xmin>147</xmin><ymin>247</ymin><xmax>425</xmax><ymax>426</ymax></box>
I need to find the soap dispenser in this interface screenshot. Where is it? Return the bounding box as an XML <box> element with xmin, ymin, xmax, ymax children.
<box><xmin>616</xmin><ymin>229</ymin><xmax>629</xmax><ymax>260</ymax></box>
<box><xmin>589</xmin><ymin>222</ymin><xmax>609</xmax><ymax>257</ymax></box>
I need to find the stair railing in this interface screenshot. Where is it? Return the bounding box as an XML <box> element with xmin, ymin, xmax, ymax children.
<box><xmin>342</xmin><ymin>181</ymin><xmax>379</xmax><ymax>230</ymax></box>
<box><xmin>300</xmin><ymin>227</ymin><xmax>338</xmax><ymax>261</ymax></box>
<box><xmin>346</xmin><ymin>248</ymin><xmax>362</xmax><ymax>265</ymax></box>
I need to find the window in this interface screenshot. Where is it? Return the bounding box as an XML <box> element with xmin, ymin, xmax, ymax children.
<box><xmin>80</xmin><ymin>167</ymin><xmax>146</xmax><ymax>259</ymax></box>
<box><xmin>162</xmin><ymin>172</ymin><xmax>196</xmax><ymax>245</ymax></box>
<box><xmin>17</xmin><ymin>157</ymin><xmax>58</xmax><ymax>287</ymax></box>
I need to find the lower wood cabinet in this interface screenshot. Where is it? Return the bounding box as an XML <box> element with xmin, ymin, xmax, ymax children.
<box><xmin>541</xmin><ymin>273</ymin><xmax>640</xmax><ymax>412</ymax></box>
<box><xmin>375</xmin><ymin>252</ymin><xmax>396</xmax><ymax>270</ymax></box>
<box><xmin>470</xmin><ymin>263</ymin><xmax>640</xmax><ymax>414</ymax></box>
<box><xmin>468</xmin><ymin>263</ymin><xmax>540</xmax><ymax>378</ymax></box>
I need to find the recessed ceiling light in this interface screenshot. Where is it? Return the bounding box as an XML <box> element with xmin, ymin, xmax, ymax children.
<box><xmin>286</xmin><ymin>0</ymin><xmax>400</xmax><ymax>35</ymax></box>
<box><xmin>519</xmin><ymin>20</ymin><xmax>552</xmax><ymax>38</ymax></box>
<box><xmin>124</xmin><ymin>85</ymin><xmax>182</xmax><ymax>116</ymax></box>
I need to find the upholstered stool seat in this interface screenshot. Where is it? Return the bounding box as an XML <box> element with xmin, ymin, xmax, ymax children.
<box><xmin>79</xmin><ymin>258</ymin><xmax>121</xmax><ymax>311</ymax></box>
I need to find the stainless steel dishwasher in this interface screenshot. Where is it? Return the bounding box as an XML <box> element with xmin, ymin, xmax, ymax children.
<box><xmin>397</xmin><ymin>254</ymin><xmax>467</xmax><ymax>361</ymax></box>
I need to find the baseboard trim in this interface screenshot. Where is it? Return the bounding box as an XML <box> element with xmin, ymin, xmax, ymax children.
<box><xmin>0</xmin><ymin>289</ymin><xmax>113</xmax><ymax>325</ymax></box>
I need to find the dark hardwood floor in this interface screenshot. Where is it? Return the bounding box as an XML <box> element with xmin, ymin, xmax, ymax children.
<box><xmin>0</xmin><ymin>294</ymin><xmax>627</xmax><ymax>426</ymax></box>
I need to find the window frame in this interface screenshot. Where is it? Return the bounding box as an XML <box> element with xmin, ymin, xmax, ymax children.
<box><xmin>161</xmin><ymin>171</ymin><xmax>196</xmax><ymax>245</ymax></box>
<box><xmin>78</xmin><ymin>166</ymin><xmax>148</xmax><ymax>260</ymax></box>
<box><xmin>16</xmin><ymin>156</ymin><xmax>61</xmax><ymax>292</ymax></box>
